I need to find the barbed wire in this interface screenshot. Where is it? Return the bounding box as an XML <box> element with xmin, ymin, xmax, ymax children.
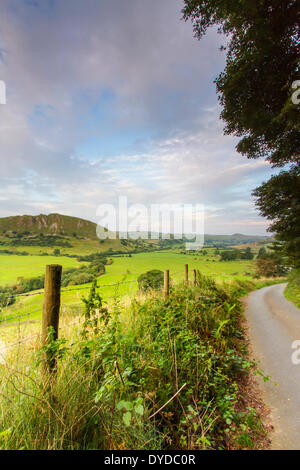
<box><xmin>0</xmin><ymin>269</ymin><xmax>240</xmax><ymax>302</ymax></box>
<box><xmin>4</xmin><ymin>314</ymin><xmax>83</xmax><ymax>350</ymax></box>
<box><xmin>60</xmin><ymin>279</ymin><xmax>138</xmax><ymax>294</ymax></box>
<box><xmin>0</xmin><ymin>290</ymin><xmax>43</xmax><ymax>300</ymax></box>
<box><xmin>3</xmin><ymin>293</ymin><xmax>215</xmax><ymax>351</ymax></box>
<box><xmin>4</xmin><ymin>333</ymin><xmax>40</xmax><ymax>349</ymax></box>
<box><xmin>0</xmin><ymin>290</ymin><xmax>136</xmax><ymax>327</ymax></box>
<box><xmin>0</xmin><ymin>308</ymin><xmax>42</xmax><ymax>325</ymax></box>
<box><xmin>0</xmin><ymin>279</ymin><xmax>214</xmax><ymax>325</ymax></box>
<box><xmin>0</xmin><ymin>278</ymin><xmax>138</xmax><ymax>301</ymax></box>
<box><xmin>0</xmin><ymin>269</ymin><xmax>217</xmax><ymax>338</ymax></box>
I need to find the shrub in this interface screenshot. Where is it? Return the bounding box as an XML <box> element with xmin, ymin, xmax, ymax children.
<box><xmin>67</xmin><ymin>272</ymin><xmax>94</xmax><ymax>286</ymax></box>
<box><xmin>137</xmin><ymin>270</ymin><xmax>164</xmax><ymax>292</ymax></box>
<box><xmin>255</xmin><ymin>253</ymin><xmax>288</xmax><ymax>278</ymax></box>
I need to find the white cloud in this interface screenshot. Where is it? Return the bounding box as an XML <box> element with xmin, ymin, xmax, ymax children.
<box><xmin>0</xmin><ymin>0</ymin><xmax>273</xmax><ymax>234</ymax></box>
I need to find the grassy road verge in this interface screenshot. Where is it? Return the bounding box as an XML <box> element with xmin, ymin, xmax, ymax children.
<box><xmin>285</xmin><ymin>269</ymin><xmax>300</xmax><ymax>309</ymax></box>
<box><xmin>0</xmin><ymin>275</ymin><xmax>275</xmax><ymax>450</ymax></box>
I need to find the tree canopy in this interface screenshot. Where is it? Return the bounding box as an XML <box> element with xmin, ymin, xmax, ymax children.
<box><xmin>183</xmin><ymin>0</ymin><xmax>299</xmax><ymax>165</ymax></box>
<box><xmin>183</xmin><ymin>0</ymin><xmax>300</xmax><ymax>265</ymax></box>
<box><xmin>253</xmin><ymin>165</ymin><xmax>300</xmax><ymax>267</ymax></box>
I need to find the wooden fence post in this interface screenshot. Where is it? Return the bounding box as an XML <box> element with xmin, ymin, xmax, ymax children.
<box><xmin>42</xmin><ymin>264</ymin><xmax>62</xmax><ymax>373</ymax></box>
<box><xmin>164</xmin><ymin>270</ymin><xmax>170</xmax><ymax>299</ymax></box>
<box><xmin>193</xmin><ymin>269</ymin><xmax>197</xmax><ymax>287</ymax></box>
<box><xmin>185</xmin><ymin>264</ymin><xmax>189</xmax><ymax>285</ymax></box>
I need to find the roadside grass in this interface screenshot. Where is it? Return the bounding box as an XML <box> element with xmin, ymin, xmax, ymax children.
<box><xmin>285</xmin><ymin>269</ymin><xmax>300</xmax><ymax>309</ymax></box>
<box><xmin>0</xmin><ymin>275</ymin><xmax>268</xmax><ymax>450</ymax></box>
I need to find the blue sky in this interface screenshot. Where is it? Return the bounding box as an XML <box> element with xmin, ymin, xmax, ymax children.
<box><xmin>0</xmin><ymin>0</ymin><xmax>275</xmax><ymax>234</ymax></box>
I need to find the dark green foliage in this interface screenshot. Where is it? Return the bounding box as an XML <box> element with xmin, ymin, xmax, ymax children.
<box><xmin>220</xmin><ymin>248</ymin><xmax>254</xmax><ymax>261</ymax></box>
<box><xmin>240</xmin><ymin>248</ymin><xmax>254</xmax><ymax>260</ymax></box>
<box><xmin>255</xmin><ymin>252</ymin><xmax>288</xmax><ymax>278</ymax></box>
<box><xmin>10</xmin><ymin>275</ymin><xmax>45</xmax><ymax>294</ymax></box>
<box><xmin>220</xmin><ymin>250</ymin><xmax>240</xmax><ymax>261</ymax></box>
<box><xmin>77</xmin><ymin>252</ymin><xmax>107</xmax><ymax>263</ymax></box>
<box><xmin>11</xmin><ymin>234</ymin><xmax>72</xmax><ymax>248</ymax></box>
<box><xmin>0</xmin><ymin>276</ymin><xmax>268</xmax><ymax>450</ymax></box>
<box><xmin>0</xmin><ymin>287</ymin><xmax>16</xmax><ymax>308</ymax></box>
<box><xmin>0</xmin><ymin>249</ymin><xmax>29</xmax><ymax>255</ymax></box>
<box><xmin>257</xmin><ymin>247</ymin><xmax>267</xmax><ymax>259</ymax></box>
<box><xmin>89</xmin><ymin>260</ymin><xmax>106</xmax><ymax>275</ymax></box>
<box><xmin>81</xmin><ymin>279</ymin><xmax>110</xmax><ymax>339</ymax></box>
<box><xmin>37</xmin><ymin>326</ymin><xmax>69</xmax><ymax>372</ymax></box>
<box><xmin>182</xmin><ymin>0</ymin><xmax>299</xmax><ymax>167</ymax></box>
<box><xmin>285</xmin><ymin>269</ymin><xmax>300</xmax><ymax>308</ymax></box>
<box><xmin>0</xmin><ymin>275</ymin><xmax>46</xmax><ymax>309</ymax></box>
<box><xmin>66</xmin><ymin>272</ymin><xmax>94</xmax><ymax>286</ymax></box>
<box><xmin>183</xmin><ymin>1</ymin><xmax>300</xmax><ymax>266</ymax></box>
<box><xmin>60</xmin><ymin>261</ymin><xmax>106</xmax><ymax>287</ymax></box>
<box><xmin>137</xmin><ymin>270</ymin><xmax>164</xmax><ymax>292</ymax></box>
<box><xmin>253</xmin><ymin>166</ymin><xmax>300</xmax><ymax>267</ymax></box>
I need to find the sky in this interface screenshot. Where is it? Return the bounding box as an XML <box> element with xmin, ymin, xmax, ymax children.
<box><xmin>0</xmin><ymin>0</ymin><xmax>275</xmax><ymax>235</ymax></box>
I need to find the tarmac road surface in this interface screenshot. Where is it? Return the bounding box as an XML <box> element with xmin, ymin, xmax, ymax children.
<box><xmin>245</xmin><ymin>283</ymin><xmax>300</xmax><ymax>449</ymax></box>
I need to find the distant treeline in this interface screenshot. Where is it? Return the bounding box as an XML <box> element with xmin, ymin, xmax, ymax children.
<box><xmin>0</xmin><ymin>249</ymin><xmax>29</xmax><ymax>256</ymax></box>
<box><xmin>219</xmin><ymin>247</ymin><xmax>254</xmax><ymax>261</ymax></box>
<box><xmin>10</xmin><ymin>234</ymin><xmax>73</xmax><ymax>248</ymax></box>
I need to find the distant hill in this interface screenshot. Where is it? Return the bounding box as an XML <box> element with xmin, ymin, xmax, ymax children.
<box><xmin>0</xmin><ymin>213</ymin><xmax>271</xmax><ymax>254</ymax></box>
<box><xmin>130</xmin><ymin>232</ymin><xmax>271</xmax><ymax>246</ymax></box>
<box><xmin>0</xmin><ymin>213</ymin><xmax>98</xmax><ymax>239</ymax></box>
<box><xmin>0</xmin><ymin>214</ymin><xmax>157</xmax><ymax>256</ymax></box>
<box><xmin>203</xmin><ymin>233</ymin><xmax>270</xmax><ymax>246</ymax></box>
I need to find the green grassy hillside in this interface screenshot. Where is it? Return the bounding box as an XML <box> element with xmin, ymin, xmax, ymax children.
<box><xmin>0</xmin><ymin>213</ymin><xmax>98</xmax><ymax>238</ymax></box>
<box><xmin>0</xmin><ymin>213</ymin><xmax>136</xmax><ymax>255</ymax></box>
<box><xmin>0</xmin><ymin>214</ymin><xmax>271</xmax><ymax>255</ymax></box>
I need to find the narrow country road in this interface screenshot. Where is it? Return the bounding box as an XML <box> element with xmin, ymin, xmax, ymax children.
<box><xmin>245</xmin><ymin>283</ymin><xmax>300</xmax><ymax>450</ymax></box>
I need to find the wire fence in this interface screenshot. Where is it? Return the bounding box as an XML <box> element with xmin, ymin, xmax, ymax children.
<box><xmin>3</xmin><ymin>315</ymin><xmax>84</xmax><ymax>351</ymax></box>
<box><xmin>0</xmin><ymin>308</ymin><xmax>42</xmax><ymax>325</ymax></box>
<box><xmin>0</xmin><ymin>278</ymin><xmax>138</xmax><ymax>301</ymax></box>
<box><xmin>0</xmin><ymin>270</ymin><xmax>217</xmax><ymax>327</ymax></box>
<box><xmin>0</xmin><ymin>265</ymin><xmax>215</xmax><ymax>355</ymax></box>
<box><xmin>0</xmin><ymin>278</ymin><xmax>140</xmax><ymax>326</ymax></box>
<box><xmin>0</xmin><ymin>271</ymin><xmax>230</xmax><ymax>302</ymax></box>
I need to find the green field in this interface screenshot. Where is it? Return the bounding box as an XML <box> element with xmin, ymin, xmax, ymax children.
<box><xmin>0</xmin><ymin>249</ymin><xmax>256</xmax><ymax>326</ymax></box>
<box><xmin>108</xmin><ymin>250</ymin><xmax>255</xmax><ymax>278</ymax></box>
<box><xmin>0</xmin><ymin>255</ymin><xmax>85</xmax><ymax>285</ymax></box>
